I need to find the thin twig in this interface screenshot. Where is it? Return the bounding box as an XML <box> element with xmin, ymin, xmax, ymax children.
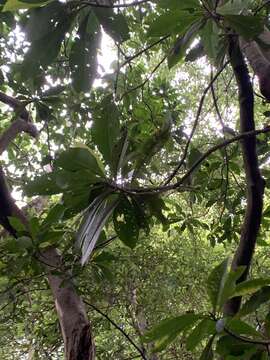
<box><xmin>85</xmin><ymin>301</ymin><xmax>148</xmax><ymax>360</ymax></box>
<box><xmin>164</xmin><ymin>60</ymin><xmax>230</xmax><ymax>185</ymax></box>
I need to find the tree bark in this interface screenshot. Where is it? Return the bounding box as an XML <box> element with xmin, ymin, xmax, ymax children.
<box><xmin>240</xmin><ymin>27</ymin><xmax>270</xmax><ymax>101</ymax></box>
<box><xmin>40</xmin><ymin>248</ymin><xmax>95</xmax><ymax>360</ymax></box>
<box><xmin>223</xmin><ymin>38</ymin><xmax>265</xmax><ymax>316</ymax></box>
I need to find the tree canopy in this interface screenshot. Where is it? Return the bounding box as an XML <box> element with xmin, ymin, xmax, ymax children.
<box><xmin>1</xmin><ymin>0</ymin><xmax>270</xmax><ymax>359</ymax></box>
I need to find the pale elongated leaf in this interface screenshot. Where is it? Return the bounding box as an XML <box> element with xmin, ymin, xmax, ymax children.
<box><xmin>77</xmin><ymin>193</ymin><xmax>119</xmax><ymax>265</ymax></box>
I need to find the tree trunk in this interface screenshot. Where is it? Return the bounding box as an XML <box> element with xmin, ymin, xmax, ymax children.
<box><xmin>240</xmin><ymin>27</ymin><xmax>270</xmax><ymax>101</ymax></box>
<box><xmin>40</xmin><ymin>248</ymin><xmax>95</xmax><ymax>360</ymax></box>
<box><xmin>223</xmin><ymin>38</ymin><xmax>265</xmax><ymax>316</ymax></box>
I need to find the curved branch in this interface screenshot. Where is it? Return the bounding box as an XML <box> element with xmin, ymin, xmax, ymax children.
<box><xmin>110</xmin><ymin>126</ymin><xmax>270</xmax><ymax>195</ymax></box>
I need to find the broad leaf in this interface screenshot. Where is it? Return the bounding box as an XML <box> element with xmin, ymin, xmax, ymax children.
<box><xmin>231</xmin><ymin>278</ymin><xmax>270</xmax><ymax>297</ymax></box>
<box><xmin>216</xmin><ymin>0</ymin><xmax>252</xmax><ymax>15</ymax></box>
<box><xmin>70</xmin><ymin>11</ymin><xmax>101</xmax><ymax>93</ymax></box>
<box><xmin>55</xmin><ymin>147</ymin><xmax>104</xmax><ymax>177</ymax></box>
<box><xmin>224</xmin><ymin>15</ymin><xmax>264</xmax><ymax>40</ymax></box>
<box><xmin>113</xmin><ymin>196</ymin><xmax>140</xmax><ymax>248</ymax></box>
<box><xmin>147</xmin><ymin>11</ymin><xmax>201</xmax><ymax>37</ymax></box>
<box><xmin>199</xmin><ymin>336</ymin><xmax>215</xmax><ymax>360</ymax></box>
<box><xmin>218</xmin><ymin>266</ymin><xmax>246</xmax><ymax>310</ymax></box>
<box><xmin>24</xmin><ymin>172</ymin><xmax>62</xmax><ymax>196</ymax></box>
<box><xmin>92</xmin><ymin>95</ymin><xmax>120</xmax><ymax>169</ymax></box>
<box><xmin>168</xmin><ymin>19</ymin><xmax>205</xmax><ymax>68</ymax></box>
<box><xmin>94</xmin><ymin>8</ymin><xmax>129</xmax><ymax>43</ymax></box>
<box><xmin>227</xmin><ymin>319</ymin><xmax>263</xmax><ymax>338</ymax></box>
<box><xmin>186</xmin><ymin>318</ymin><xmax>216</xmax><ymax>351</ymax></box>
<box><xmin>144</xmin><ymin>314</ymin><xmax>201</xmax><ymax>352</ymax></box>
<box><xmin>207</xmin><ymin>258</ymin><xmax>229</xmax><ymax>313</ymax></box>
<box><xmin>239</xmin><ymin>286</ymin><xmax>270</xmax><ymax>317</ymax></box>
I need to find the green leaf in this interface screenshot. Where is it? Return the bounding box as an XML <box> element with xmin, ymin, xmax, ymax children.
<box><xmin>92</xmin><ymin>95</ymin><xmax>120</xmax><ymax>168</ymax></box>
<box><xmin>239</xmin><ymin>286</ymin><xmax>270</xmax><ymax>317</ymax></box>
<box><xmin>55</xmin><ymin>147</ymin><xmax>104</xmax><ymax>177</ymax></box>
<box><xmin>94</xmin><ymin>8</ymin><xmax>129</xmax><ymax>43</ymax></box>
<box><xmin>158</xmin><ymin>0</ymin><xmax>201</xmax><ymax>11</ymax></box>
<box><xmin>207</xmin><ymin>258</ymin><xmax>229</xmax><ymax>313</ymax></box>
<box><xmin>24</xmin><ymin>2</ymin><xmax>65</xmax><ymax>42</ymax></box>
<box><xmin>224</xmin><ymin>15</ymin><xmax>264</xmax><ymax>40</ymax></box>
<box><xmin>3</xmin><ymin>0</ymin><xmax>51</xmax><ymax>11</ymax></box>
<box><xmin>20</xmin><ymin>6</ymin><xmax>74</xmax><ymax>78</ymax></box>
<box><xmin>199</xmin><ymin>336</ymin><xmax>215</xmax><ymax>360</ymax></box>
<box><xmin>168</xmin><ymin>19</ymin><xmax>205</xmax><ymax>68</ymax></box>
<box><xmin>218</xmin><ymin>266</ymin><xmax>246</xmax><ymax>310</ymax></box>
<box><xmin>24</xmin><ymin>172</ymin><xmax>62</xmax><ymax>196</ymax></box>
<box><xmin>144</xmin><ymin>314</ymin><xmax>201</xmax><ymax>352</ymax></box>
<box><xmin>7</xmin><ymin>217</ymin><xmax>26</xmax><ymax>232</ymax></box>
<box><xmin>113</xmin><ymin>196</ymin><xmax>140</xmax><ymax>248</ymax></box>
<box><xmin>200</xmin><ymin>19</ymin><xmax>220</xmax><ymax>61</ymax></box>
<box><xmin>70</xmin><ymin>11</ymin><xmax>101</xmax><ymax>93</ymax></box>
<box><xmin>216</xmin><ymin>335</ymin><xmax>257</xmax><ymax>357</ymax></box>
<box><xmin>227</xmin><ymin>319</ymin><xmax>263</xmax><ymax>338</ymax></box>
<box><xmin>42</xmin><ymin>204</ymin><xmax>65</xmax><ymax>228</ymax></box>
<box><xmin>16</xmin><ymin>236</ymin><xmax>33</xmax><ymax>250</ymax></box>
<box><xmin>147</xmin><ymin>11</ymin><xmax>202</xmax><ymax>37</ymax></box>
<box><xmin>186</xmin><ymin>318</ymin><xmax>216</xmax><ymax>351</ymax></box>
<box><xmin>216</xmin><ymin>0</ymin><xmax>252</xmax><ymax>15</ymax></box>
<box><xmin>232</xmin><ymin>278</ymin><xmax>270</xmax><ymax>297</ymax></box>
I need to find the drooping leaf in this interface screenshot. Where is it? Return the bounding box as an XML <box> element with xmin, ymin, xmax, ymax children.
<box><xmin>216</xmin><ymin>335</ymin><xmax>257</xmax><ymax>357</ymax></box>
<box><xmin>200</xmin><ymin>19</ymin><xmax>220</xmax><ymax>61</ymax></box>
<box><xmin>168</xmin><ymin>19</ymin><xmax>205</xmax><ymax>68</ymax></box>
<box><xmin>224</xmin><ymin>15</ymin><xmax>264</xmax><ymax>40</ymax></box>
<box><xmin>239</xmin><ymin>286</ymin><xmax>270</xmax><ymax>317</ymax></box>
<box><xmin>77</xmin><ymin>193</ymin><xmax>119</xmax><ymax>265</ymax></box>
<box><xmin>70</xmin><ymin>11</ymin><xmax>101</xmax><ymax>93</ymax></box>
<box><xmin>186</xmin><ymin>318</ymin><xmax>216</xmax><ymax>351</ymax></box>
<box><xmin>113</xmin><ymin>196</ymin><xmax>140</xmax><ymax>248</ymax></box>
<box><xmin>207</xmin><ymin>258</ymin><xmax>229</xmax><ymax>313</ymax></box>
<box><xmin>199</xmin><ymin>336</ymin><xmax>215</xmax><ymax>360</ymax></box>
<box><xmin>24</xmin><ymin>172</ymin><xmax>62</xmax><ymax>196</ymax></box>
<box><xmin>218</xmin><ymin>266</ymin><xmax>246</xmax><ymax>310</ymax></box>
<box><xmin>92</xmin><ymin>95</ymin><xmax>120</xmax><ymax>168</ymax></box>
<box><xmin>24</xmin><ymin>2</ymin><xmax>65</xmax><ymax>42</ymax></box>
<box><xmin>144</xmin><ymin>314</ymin><xmax>201</xmax><ymax>352</ymax></box>
<box><xmin>54</xmin><ymin>147</ymin><xmax>104</xmax><ymax>177</ymax></box>
<box><xmin>231</xmin><ymin>278</ymin><xmax>270</xmax><ymax>297</ymax></box>
<box><xmin>21</xmin><ymin>6</ymin><xmax>74</xmax><ymax>77</ymax></box>
<box><xmin>147</xmin><ymin>11</ymin><xmax>202</xmax><ymax>37</ymax></box>
<box><xmin>94</xmin><ymin>8</ymin><xmax>129</xmax><ymax>43</ymax></box>
<box><xmin>216</xmin><ymin>0</ymin><xmax>252</xmax><ymax>15</ymax></box>
<box><xmin>227</xmin><ymin>318</ymin><xmax>263</xmax><ymax>338</ymax></box>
